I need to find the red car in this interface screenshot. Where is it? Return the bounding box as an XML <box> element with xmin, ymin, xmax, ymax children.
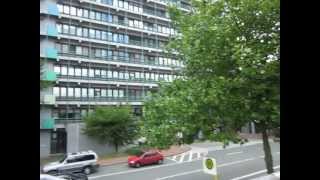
<box><xmin>128</xmin><ymin>151</ymin><xmax>164</xmax><ymax>168</ymax></box>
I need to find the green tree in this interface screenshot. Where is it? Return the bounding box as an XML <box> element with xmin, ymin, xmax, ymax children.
<box><xmin>142</xmin><ymin>0</ymin><xmax>279</xmax><ymax>173</ymax></box>
<box><xmin>83</xmin><ymin>106</ymin><xmax>138</xmax><ymax>152</ymax></box>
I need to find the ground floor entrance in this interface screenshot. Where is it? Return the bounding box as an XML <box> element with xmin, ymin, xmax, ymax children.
<box><xmin>50</xmin><ymin>128</ymin><xmax>67</xmax><ymax>154</ymax></box>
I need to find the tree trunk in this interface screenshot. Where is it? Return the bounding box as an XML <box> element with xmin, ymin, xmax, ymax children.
<box><xmin>115</xmin><ymin>142</ymin><xmax>119</xmax><ymax>153</ymax></box>
<box><xmin>262</xmin><ymin>128</ymin><xmax>274</xmax><ymax>174</ymax></box>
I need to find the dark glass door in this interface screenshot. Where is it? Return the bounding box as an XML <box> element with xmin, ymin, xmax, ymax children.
<box><xmin>50</xmin><ymin>129</ymin><xmax>67</xmax><ymax>154</ymax></box>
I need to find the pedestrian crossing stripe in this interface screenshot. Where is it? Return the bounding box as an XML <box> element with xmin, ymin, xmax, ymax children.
<box><xmin>167</xmin><ymin>150</ymin><xmax>207</xmax><ymax>163</ymax></box>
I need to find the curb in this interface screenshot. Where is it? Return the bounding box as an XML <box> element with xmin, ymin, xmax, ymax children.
<box><xmin>98</xmin><ymin>146</ymin><xmax>192</xmax><ymax>167</ymax></box>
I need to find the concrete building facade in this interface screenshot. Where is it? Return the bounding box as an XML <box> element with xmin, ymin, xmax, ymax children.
<box><xmin>40</xmin><ymin>0</ymin><xmax>190</xmax><ymax>157</ymax></box>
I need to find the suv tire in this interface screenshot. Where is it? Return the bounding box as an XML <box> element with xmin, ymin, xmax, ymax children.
<box><xmin>83</xmin><ymin>166</ymin><xmax>92</xmax><ymax>175</ymax></box>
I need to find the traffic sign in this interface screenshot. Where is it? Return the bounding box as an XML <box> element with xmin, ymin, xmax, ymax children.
<box><xmin>203</xmin><ymin>157</ymin><xmax>217</xmax><ymax>175</ymax></box>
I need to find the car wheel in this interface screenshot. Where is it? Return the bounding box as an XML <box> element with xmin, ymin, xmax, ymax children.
<box><xmin>135</xmin><ymin>163</ymin><xmax>141</xmax><ymax>168</ymax></box>
<box><xmin>83</xmin><ymin>166</ymin><xmax>92</xmax><ymax>175</ymax></box>
<box><xmin>158</xmin><ymin>159</ymin><xmax>163</xmax><ymax>164</ymax></box>
<box><xmin>47</xmin><ymin>170</ymin><xmax>58</xmax><ymax>175</ymax></box>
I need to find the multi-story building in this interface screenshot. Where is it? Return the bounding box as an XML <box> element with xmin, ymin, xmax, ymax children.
<box><xmin>40</xmin><ymin>0</ymin><xmax>190</xmax><ymax>157</ymax></box>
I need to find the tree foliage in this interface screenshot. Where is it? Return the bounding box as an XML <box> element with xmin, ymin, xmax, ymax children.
<box><xmin>83</xmin><ymin>106</ymin><xmax>138</xmax><ymax>152</ymax></box>
<box><xmin>141</xmin><ymin>0</ymin><xmax>279</xmax><ymax>173</ymax></box>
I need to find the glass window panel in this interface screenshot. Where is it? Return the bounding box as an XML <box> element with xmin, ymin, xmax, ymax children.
<box><xmin>119</xmin><ymin>0</ymin><xmax>124</xmax><ymax>8</ymax></box>
<box><xmin>70</xmin><ymin>6</ymin><xmax>76</xmax><ymax>16</ymax></box>
<box><xmin>101</xmin><ymin>89</ymin><xmax>107</xmax><ymax>97</ymax></box>
<box><xmin>76</xmin><ymin>46</ymin><xmax>82</xmax><ymax>55</ymax></box>
<box><xmin>58</xmin><ymin>4</ymin><xmax>63</xmax><ymax>13</ymax></box>
<box><xmin>83</xmin><ymin>28</ymin><xmax>88</xmax><ymax>37</ymax></box>
<box><xmin>101</xmin><ymin>49</ymin><xmax>107</xmax><ymax>58</ymax></box>
<box><xmin>119</xmin><ymin>89</ymin><xmax>124</xmax><ymax>97</ymax></box>
<box><xmin>124</xmin><ymin>1</ymin><xmax>128</xmax><ymax>9</ymax></box>
<box><xmin>138</xmin><ymin>7</ymin><xmax>143</xmax><ymax>13</ymax></box>
<box><xmin>119</xmin><ymin>72</ymin><xmax>124</xmax><ymax>79</ymax></box>
<box><xmin>68</xmin><ymin>87</ymin><xmax>74</xmax><ymax>97</ymax></box>
<box><xmin>90</xmin><ymin>11</ymin><xmax>95</xmax><ymax>19</ymax></box>
<box><xmin>77</xmin><ymin>8</ymin><xmax>83</xmax><ymax>17</ymax></box>
<box><xmin>124</xmin><ymin>35</ymin><xmax>129</xmax><ymax>44</ymax></box>
<box><xmin>107</xmin><ymin>14</ymin><xmax>113</xmax><ymax>23</ymax></box>
<box><xmin>102</xmin><ymin>31</ymin><xmax>107</xmax><ymax>40</ymax></box>
<box><xmin>129</xmin><ymin>19</ymin><xmax>133</xmax><ymax>27</ymax></box>
<box><xmin>57</xmin><ymin>24</ymin><xmax>62</xmax><ymax>33</ymax></box>
<box><xmin>113</xmin><ymin>33</ymin><xmax>118</xmax><ymax>42</ymax></box>
<box><xmin>135</xmin><ymin>72</ymin><xmax>139</xmax><ymax>79</ymax></box>
<box><xmin>113</xmin><ymin>89</ymin><xmax>118</xmax><ymax>97</ymax></box>
<box><xmin>81</xmin><ymin>68</ymin><xmax>88</xmax><ymax>77</ymax></box>
<box><xmin>62</xmin><ymin>44</ymin><xmax>68</xmax><ymax>53</ymax></box>
<box><xmin>75</xmin><ymin>68</ymin><xmax>81</xmax><ymax>76</ymax></box>
<box><xmin>82</xmin><ymin>88</ymin><xmax>87</xmax><ymax>97</ymax></box>
<box><xmin>113</xmin><ymin>0</ymin><xmax>118</xmax><ymax>7</ymax></box>
<box><xmin>83</xmin><ymin>47</ymin><xmax>89</xmax><ymax>56</ymax></box>
<box><xmin>95</xmin><ymin>49</ymin><xmax>101</xmax><ymax>57</ymax></box>
<box><xmin>107</xmin><ymin>70</ymin><xmax>113</xmax><ymax>78</ymax></box>
<box><xmin>76</xmin><ymin>27</ymin><xmax>82</xmax><ymax>36</ymax></box>
<box><xmin>53</xmin><ymin>87</ymin><xmax>60</xmax><ymax>96</ymax></box>
<box><xmin>118</xmin><ymin>34</ymin><xmax>124</xmax><ymax>43</ymax></box>
<box><xmin>75</xmin><ymin>88</ymin><xmax>81</xmax><ymax>97</ymax></box>
<box><xmin>101</xmin><ymin>70</ymin><xmax>107</xmax><ymax>77</ymax></box>
<box><xmin>83</xmin><ymin>9</ymin><xmax>89</xmax><ymax>18</ymax></box>
<box><xmin>113</xmin><ymin>71</ymin><xmax>118</xmax><ymax>78</ymax></box>
<box><xmin>61</xmin><ymin>66</ymin><xmax>68</xmax><ymax>75</ymax></box>
<box><xmin>94</xmin><ymin>88</ymin><xmax>101</xmax><ymax>97</ymax></box>
<box><xmin>107</xmin><ymin>32</ymin><xmax>113</xmax><ymax>41</ymax></box>
<box><xmin>88</xmin><ymin>88</ymin><xmax>94</xmax><ymax>97</ymax></box>
<box><xmin>63</xmin><ymin>24</ymin><xmax>69</xmax><ymax>34</ymax></box>
<box><xmin>129</xmin><ymin>4</ymin><xmax>133</xmax><ymax>11</ymax></box>
<box><xmin>70</xmin><ymin>26</ymin><xmax>76</xmax><ymax>35</ymax></box>
<box><xmin>95</xmin><ymin>69</ymin><xmax>101</xmax><ymax>77</ymax></box>
<box><xmin>68</xmin><ymin>67</ymin><xmax>74</xmax><ymax>76</ymax></box>
<box><xmin>61</xmin><ymin>87</ymin><xmax>66</xmax><ymax>96</ymax></box>
<box><xmin>134</xmin><ymin>6</ymin><xmax>138</xmax><ymax>13</ymax></box>
<box><xmin>107</xmin><ymin>89</ymin><xmax>113</xmax><ymax>97</ymax></box>
<box><xmin>63</xmin><ymin>5</ymin><xmax>70</xmax><ymax>14</ymax></box>
<box><xmin>124</xmin><ymin>72</ymin><xmax>129</xmax><ymax>79</ymax></box>
<box><xmin>54</xmin><ymin>66</ymin><xmax>60</xmax><ymax>74</ymax></box>
<box><xmin>96</xmin><ymin>12</ymin><xmax>101</xmax><ymax>21</ymax></box>
<box><xmin>89</xmin><ymin>69</ymin><xmax>94</xmax><ymax>77</ymax></box>
<box><xmin>96</xmin><ymin>30</ymin><xmax>101</xmax><ymax>39</ymax></box>
<box><xmin>89</xmin><ymin>29</ymin><xmax>95</xmax><ymax>38</ymax></box>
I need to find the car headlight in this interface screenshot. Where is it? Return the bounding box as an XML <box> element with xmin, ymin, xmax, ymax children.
<box><xmin>129</xmin><ymin>161</ymin><xmax>135</xmax><ymax>163</ymax></box>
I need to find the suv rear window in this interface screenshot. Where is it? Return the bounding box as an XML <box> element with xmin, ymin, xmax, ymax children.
<box><xmin>82</xmin><ymin>154</ymin><xmax>95</xmax><ymax>161</ymax></box>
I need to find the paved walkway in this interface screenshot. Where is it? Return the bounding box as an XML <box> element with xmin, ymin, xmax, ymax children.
<box><xmin>250</xmin><ymin>171</ymin><xmax>280</xmax><ymax>180</ymax></box>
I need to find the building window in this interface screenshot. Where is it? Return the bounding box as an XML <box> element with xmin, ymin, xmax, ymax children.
<box><xmin>57</xmin><ymin>4</ymin><xmax>63</xmax><ymax>13</ymax></box>
<box><xmin>101</xmin><ymin>89</ymin><xmax>107</xmax><ymax>97</ymax></box>
<box><xmin>107</xmin><ymin>89</ymin><xmax>112</xmax><ymax>97</ymax></box>
<box><xmin>53</xmin><ymin>87</ymin><xmax>60</xmax><ymax>97</ymax></box>
<box><xmin>57</xmin><ymin>24</ymin><xmax>62</xmax><ymax>33</ymax></box>
<box><xmin>61</xmin><ymin>87</ymin><xmax>66</xmax><ymax>97</ymax></box>
<box><xmin>113</xmin><ymin>33</ymin><xmax>118</xmax><ymax>42</ymax></box>
<box><xmin>94</xmin><ymin>88</ymin><xmax>101</xmax><ymax>97</ymax></box>
<box><xmin>101</xmin><ymin>70</ymin><xmax>107</xmax><ymax>78</ymax></box>
<box><xmin>61</xmin><ymin>66</ymin><xmax>68</xmax><ymax>75</ymax></box>
<box><xmin>54</xmin><ymin>66</ymin><xmax>60</xmax><ymax>74</ymax></box>
<box><xmin>96</xmin><ymin>12</ymin><xmax>101</xmax><ymax>21</ymax></box>
<box><xmin>70</xmin><ymin>6</ymin><xmax>77</xmax><ymax>16</ymax></box>
<box><xmin>96</xmin><ymin>30</ymin><xmax>101</xmax><ymax>39</ymax></box>
<box><xmin>107</xmin><ymin>71</ymin><xmax>113</xmax><ymax>78</ymax></box>
<box><xmin>95</xmin><ymin>49</ymin><xmax>101</xmax><ymax>57</ymax></box>
<box><xmin>102</xmin><ymin>31</ymin><xmax>107</xmax><ymax>40</ymax></box>
<box><xmin>107</xmin><ymin>32</ymin><xmax>113</xmax><ymax>41</ymax></box>
<box><xmin>95</xmin><ymin>69</ymin><xmax>101</xmax><ymax>77</ymax></box>
<box><xmin>75</xmin><ymin>68</ymin><xmax>81</xmax><ymax>76</ymax></box>
<box><xmin>82</xmin><ymin>28</ymin><xmax>88</xmax><ymax>37</ymax></box>
<box><xmin>63</xmin><ymin>24</ymin><xmax>69</xmax><ymax>34</ymax></box>
<box><xmin>76</xmin><ymin>27</ymin><xmax>82</xmax><ymax>37</ymax></box>
<box><xmin>68</xmin><ymin>67</ymin><xmax>74</xmax><ymax>76</ymax></box>
<box><xmin>89</xmin><ymin>69</ymin><xmax>94</xmax><ymax>77</ymax></box>
<box><xmin>70</xmin><ymin>26</ymin><xmax>76</xmax><ymax>35</ymax></box>
<box><xmin>113</xmin><ymin>89</ymin><xmax>118</xmax><ymax>97</ymax></box>
<box><xmin>88</xmin><ymin>88</ymin><xmax>94</xmax><ymax>97</ymax></box>
<box><xmin>63</xmin><ymin>5</ymin><xmax>70</xmax><ymax>14</ymax></box>
<box><xmin>90</xmin><ymin>11</ymin><xmax>95</xmax><ymax>19</ymax></box>
<box><xmin>77</xmin><ymin>8</ymin><xmax>83</xmax><ymax>17</ymax></box>
<box><xmin>83</xmin><ymin>9</ymin><xmax>89</xmax><ymax>18</ymax></box>
<box><xmin>75</xmin><ymin>88</ymin><xmax>81</xmax><ymax>97</ymax></box>
<box><xmin>83</xmin><ymin>47</ymin><xmax>89</xmax><ymax>56</ymax></box>
<box><xmin>107</xmin><ymin>14</ymin><xmax>113</xmax><ymax>23</ymax></box>
<box><xmin>82</xmin><ymin>68</ymin><xmax>88</xmax><ymax>77</ymax></box>
<box><xmin>89</xmin><ymin>29</ymin><xmax>95</xmax><ymax>39</ymax></box>
<box><xmin>82</xmin><ymin>88</ymin><xmax>87</xmax><ymax>97</ymax></box>
<box><xmin>76</xmin><ymin>46</ymin><xmax>82</xmax><ymax>55</ymax></box>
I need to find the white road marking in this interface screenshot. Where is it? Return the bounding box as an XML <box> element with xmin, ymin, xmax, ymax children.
<box><xmin>188</xmin><ymin>151</ymin><xmax>193</xmax><ymax>161</ymax></box>
<box><xmin>273</xmin><ymin>171</ymin><xmax>280</xmax><ymax>178</ymax></box>
<box><xmin>166</xmin><ymin>157</ymin><xmax>178</xmax><ymax>162</ymax></box>
<box><xmin>179</xmin><ymin>153</ymin><xmax>185</xmax><ymax>163</ymax></box>
<box><xmin>227</xmin><ymin>151</ymin><xmax>243</xmax><ymax>156</ymax></box>
<box><xmin>197</xmin><ymin>152</ymin><xmax>201</xmax><ymax>159</ymax></box>
<box><xmin>230</xmin><ymin>165</ymin><xmax>280</xmax><ymax>180</ymax></box>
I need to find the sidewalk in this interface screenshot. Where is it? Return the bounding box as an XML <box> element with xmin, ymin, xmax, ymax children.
<box><xmin>98</xmin><ymin>145</ymin><xmax>191</xmax><ymax>166</ymax></box>
<box><xmin>251</xmin><ymin>172</ymin><xmax>280</xmax><ymax>180</ymax></box>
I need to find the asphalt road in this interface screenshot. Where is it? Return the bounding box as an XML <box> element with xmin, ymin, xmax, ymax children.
<box><xmin>88</xmin><ymin>141</ymin><xmax>280</xmax><ymax>180</ymax></box>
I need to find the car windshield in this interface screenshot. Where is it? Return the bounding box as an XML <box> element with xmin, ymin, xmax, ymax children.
<box><xmin>59</xmin><ymin>155</ymin><xmax>67</xmax><ymax>163</ymax></box>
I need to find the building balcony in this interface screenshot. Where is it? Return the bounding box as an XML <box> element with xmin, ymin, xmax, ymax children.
<box><xmin>41</xmin><ymin>118</ymin><xmax>55</xmax><ymax>129</ymax></box>
<box><xmin>58</xmin><ymin>53</ymin><xmax>180</xmax><ymax>71</ymax></box>
<box><xmin>56</xmin><ymin>75</ymin><xmax>162</xmax><ymax>87</ymax></box>
<box><xmin>147</xmin><ymin>0</ymin><xmax>191</xmax><ymax>12</ymax></box>
<box><xmin>41</xmin><ymin>47</ymin><xmax>58</xmax><ymax>60</ymax></box>
<box><xmin>58</xmin><ymin>14</ymin><xmax>172</xmax><ymax>38</ymax></box>
<box><xmin>79</xmin><ymin>0</ymin><xmax>171</xmax><ymax>22</ymax></box>
<box><xmin>43</xmin><ymin>71</ymin><xmax>57</xmax><ymax>81</ymax></box>
<box><xmin>55</xmin><ymin>96</ymin><xmax>144</xmax><ymax>105</ymax></box>
<box><xmin>40</xmin><ymin>94</ymin><xmax>56</xmax><ymax>105</ymax></box>
<box><xmin>57</xmin><ymin>33</ymin><xmax>162</xmax><ymax>53</ymax></box>
<box><xmin>40</xmin><ymin>2</ymin><xmax>59</xmax><ymax>16</ymax></box>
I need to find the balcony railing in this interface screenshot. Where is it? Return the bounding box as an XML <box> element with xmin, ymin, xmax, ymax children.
<box><xmin>56</xmin><ymin>96</ymin><xmax>144</xmax><ymax>102</ymax></box>
<box><xmin>55</xmin><ymin>118</ymin><xmax>82</xmax><ymax>124</ymax></box>
<box><xmin>57</xmin><ymin>75</ymin><xmax>161</xmax><ymax>84</ymax></box>
<box><xmin>58</xmin><ymin>52</ymin><xmax>182</xmax><ymax>69</ymax></box>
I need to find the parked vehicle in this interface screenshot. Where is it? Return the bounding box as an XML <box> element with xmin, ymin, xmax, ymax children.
<box><xmin>41</xmin><ymin>150</ymin><xmax>99</xmax><ymax>175</ymax></box>
<box><xmin>128</xmin><ymin>150</ymin><xmax>164</xmax><ymax>168</ymax></box>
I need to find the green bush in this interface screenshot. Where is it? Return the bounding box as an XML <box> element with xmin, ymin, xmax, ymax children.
<box><xmin>125</xmin><ymin>147</ymin><xmax>143</xmax><ymax>156</ymax></box>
